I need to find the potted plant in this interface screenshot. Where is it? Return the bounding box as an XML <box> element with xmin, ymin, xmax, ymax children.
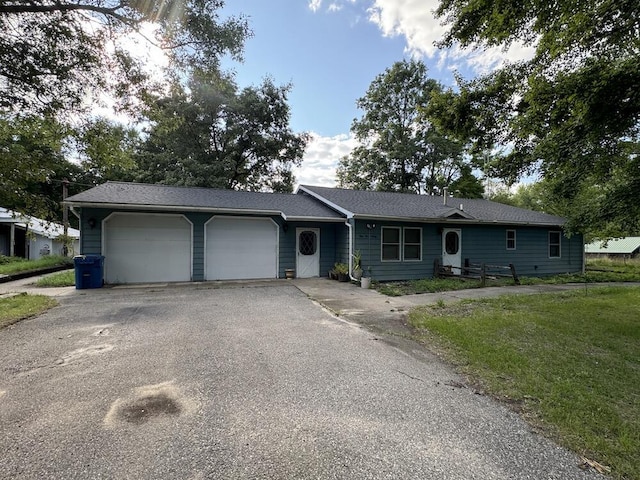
<box><xmin>334</xmin><ymin>262</ymin><xmax>349</xmax><ymax>282</ymax></box>
<box><xmin>352</xmin><ymin>250</ymin><xmax>363</xmax><ymax>280</ymax></box>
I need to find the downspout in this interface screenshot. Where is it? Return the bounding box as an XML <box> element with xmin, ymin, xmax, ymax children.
<box><xmin>69</xmin><ymin>205</ymin><xmax>81</xmax><ymax>220</ymax></box>
<box><xmin>345</xmin><ymin>218</ymin><xmax>358</xmax><ymax>282</ymax></box>
<box><xmin>69</xmin><ymin>206</ymin><xmax>81</xmax><ymax>255</ymax></box>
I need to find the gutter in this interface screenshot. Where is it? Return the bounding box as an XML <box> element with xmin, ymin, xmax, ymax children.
<box><xmin>349</xmin><ymin>214</ymin><xmax>565</xmax><ymax>228</ymax></box>
<box><xmin>64</xmin><ymin>201</ymin><xmax>284</xmax><ymax>217</ymax></box>
<box><xmin>64</xmin><ymin>202</ymin><xmax>345</xmax><ymax>223</ymax></box>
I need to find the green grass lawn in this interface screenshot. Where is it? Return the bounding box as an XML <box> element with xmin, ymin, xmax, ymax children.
<box><xmin>35</xmin><ymin>270</ymin><xmax>75</xmax><ymax>287</ymax></box>
<box><xmin>409</xmin><ymin>286</ymin><xmax>640</xmax><ymax>480</ymax></box>
<box><xmin>0</xmin><ymin>293</ymin><xmax>57</xmax><ymax>329</ymax></box>
<box><xmin>0</xmin><ymin>255</ymin><xmax>72</xmax><ymax>276</ymax></box>
<box><xmin>376</xmin><ymin>258</ymin><xmax>640</xmax><ymax>296</ymax></box>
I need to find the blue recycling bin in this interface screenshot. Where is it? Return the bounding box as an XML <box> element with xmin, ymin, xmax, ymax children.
<box><xmin>74</xmin><ymin>255</ymin><xmax>104</xmax><ymax>289</ymax></box>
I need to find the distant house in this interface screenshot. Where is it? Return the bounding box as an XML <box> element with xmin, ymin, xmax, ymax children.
<box><xmin>64</xmin><ymin>182</ymin><xmax>584</xmax><ymax>284</ymax></box>
<box><xmin>585</xmin><ymin>237</ymin><xmax>640</xmax><ymax>259</ymax></box>
<box><xmin>0</xmin><ymin>207</ymin><xmax>80</xmax><ymax>260</ymax></box>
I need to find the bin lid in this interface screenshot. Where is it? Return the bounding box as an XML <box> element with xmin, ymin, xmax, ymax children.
<box><xmin>73</xmin><ymin>255</ymin><xmax>104</xmax><ymax>264</ymax></box>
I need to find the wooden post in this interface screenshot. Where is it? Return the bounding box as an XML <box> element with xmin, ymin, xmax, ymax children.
<box><xmin>434</xmin><ymin>258</ymin><xmax>440</xmax><ymax>278</ymax></box>
<box><xmin>480</xmin><ymin>263</ymin><xmax>486</xmax><ymax>287</ymax></box>
<box><xmin>62</xmin><ymin>178</ymin><xmax>69</xmax><ymax>257</ymax></box>
<box><xmin>509</xmin><ymin>263</ymin><xmax>520</xmax><ymax>285</ymax></box>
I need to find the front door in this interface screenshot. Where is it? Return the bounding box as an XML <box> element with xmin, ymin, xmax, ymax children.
<box><xmin>442</xmin><ymin>228</ymin><xmax>462</xmax><ymax>275</ymax></box>
<box><xmin>296</xmin><ymin>228</ymin><xmax>320</xmax><ymax>278</ymax></box>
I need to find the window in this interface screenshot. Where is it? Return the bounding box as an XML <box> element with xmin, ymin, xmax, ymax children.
<box><xmin>298</xmin><ymin>230</ymin><xmax>317</xmax><ymax>256</ymax></box>
<box><xmin>404</xmin><ymin>227</ymin><xmax>422</xmax><ymax>261</ymax></box>
<box><xmin>549</xmin><ymin>231</ymin><xmax>561</xmax><ymax>258</ymax></box>
<box><xmin>444</xmin><ymin>231</ymin><xmax>459</xmax><ymax>255</ymax></box>
<box><xmin>381</xmin><ymin>227</ymin><xmax>401</xmax><ymax>261</ymax></box>
<box><xmin>506</xmin><ymin>230</ymin><xmax>516</xmax><ymax>250</ymax></box>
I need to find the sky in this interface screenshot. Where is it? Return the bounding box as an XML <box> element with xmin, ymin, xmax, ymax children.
<box><xmin>213</xmin><ymin>1</ymin><xmax>534</xmax><ymax>188</ymax></box>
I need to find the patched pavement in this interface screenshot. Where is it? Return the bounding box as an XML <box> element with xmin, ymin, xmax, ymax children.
<box><xmin>0</xmin><ymin>280</ymin><xmax>601</xmax><ymax>479</ymax></box>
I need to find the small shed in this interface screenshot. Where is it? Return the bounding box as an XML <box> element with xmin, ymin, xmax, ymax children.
<box><xmin>585</xmin><ymin>237</ymin><xmax>640</xmax><ymax>259</ymax></box>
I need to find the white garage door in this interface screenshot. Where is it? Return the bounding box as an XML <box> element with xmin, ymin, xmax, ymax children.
<box><xmin>104</xmin><ymin>213</ymin><xmax>192</xmax><ymax>284</ymax></box>
<box><xmin>206</xmin><ymin>217</ymin><xmax>278</xmax><ymax>280</ymax></box>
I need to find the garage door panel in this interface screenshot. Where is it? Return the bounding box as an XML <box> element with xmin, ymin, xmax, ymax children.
<box><xmin>104</xmin><ymin>214</ymin><xmax>191</xmax><ymax>284</ymax></box>
<box><xmin>206</xmin><ymin>218</ymin><xmax>277</xmax><ymax>280</ymax></box>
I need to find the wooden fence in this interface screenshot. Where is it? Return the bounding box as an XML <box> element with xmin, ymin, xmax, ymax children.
<box><xmin>434</xmin><ymin>259</ymin><xmax>520</xmax><ymax>286</ymax></box>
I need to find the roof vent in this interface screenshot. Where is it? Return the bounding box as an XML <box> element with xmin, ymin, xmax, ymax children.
<box><xmin>443</xmin><ymin>187</ymin><xmax>448</xmax><ymax>205</ymax></box>
<box><xmin>459</xmin><ymin>203</ymin><xmax>464</xmax><ymax>211</ymax></box>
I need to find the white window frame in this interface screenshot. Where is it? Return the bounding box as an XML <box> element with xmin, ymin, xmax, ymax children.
<box><xmin>506</xmin><ymin>229</ymin><xmax>516</xmax><ymax>250</ymax></box>
<box><xmin>403</xmin><ymin>227</ymin><xmax>422</xmax><ymax>261</ymax></box>
<box><xmin>381</xmin><ymin>226</ymin><xmax>401</xmax><ymax>262</ymax></box>
<box><xmin>549</xmin><ymin>231</ymin><xmax>561</xmax><ymax>258</ymax></box>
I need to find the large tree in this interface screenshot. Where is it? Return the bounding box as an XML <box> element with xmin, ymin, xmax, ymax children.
<box><xmin>0</xmin><ymin>0</ymin><xmax>249</xmax><ymax>114</ymax></box>
<box><xmin>428</xmin><ymin>0</ymin><xmax>640</xmax><ymax>237</ymax></box>
<box><xmin>337</xmin><ymin>60</ymin><xmax>481</xmax><ymax>196</ymax></box>
<box><xmin>133</xmin><ymin>71</ymin><xmax>308</xmax><ymax>192</ymax></box>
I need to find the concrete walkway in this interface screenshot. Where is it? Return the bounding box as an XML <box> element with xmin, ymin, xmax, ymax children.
<box><xmin>291</xmin><ymin>277</ymin><xmax>638</xmax><ymax>336</ymax></box>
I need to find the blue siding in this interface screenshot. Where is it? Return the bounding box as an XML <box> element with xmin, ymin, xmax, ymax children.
<box><xmin>353</xmin><ymin>220</ymin><xmax>584</xmax><ymax>281</ymax></box>
<box><xmin>78</xmin><ymin>208</ymin><xmax>108</xmax><ymax>255</ymax></box>
<box><xmin>184</xmin><ymin>213</ymin><xmax>209</xmax><ymax>281</ymax></box>
<box><xmin>79</xmin><ymin>206</ymin><xmax>582</xmax><ymax>283</ymax></box>
<box><xmin>78</xmin><ymin>207</ymin><xmax>343</xmax><ymax>281</ymax></box>
<box><xmin>460</xmin><ymin>225</ymin><xmax>583</xmax><ymax>278</ymax></box>
<box><xmin>278</xmin><ymin>222</ymin><xmax>344</xmax><ymax>278</ymax></box>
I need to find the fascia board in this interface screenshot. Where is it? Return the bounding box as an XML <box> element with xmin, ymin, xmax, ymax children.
<box><xmin>63</xmin><ymin>201</ymin><xmax>284</xmax><ymax>217</ymax></box>
<box><xmin>351</xmin><ymin>213</ymin><xmax>565</xmax><ymax>227</ymax></box>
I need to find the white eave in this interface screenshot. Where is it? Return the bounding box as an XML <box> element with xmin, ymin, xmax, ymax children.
<box><xmin>63</xmin><ymin>201</ymin><xmax>344</xmax><ymax>222</ymax></box>
<box><xmin>295</xmin><ymin>186</ymin><xmax>354</xmax><ymax>219</ymax></box>
<box><xmin>350</xmin><ymin>213</ymin><xmax>564</xmax><ymax>227</ymax></box>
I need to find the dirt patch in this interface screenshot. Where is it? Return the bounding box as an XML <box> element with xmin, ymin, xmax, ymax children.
<box><xmin>117</xmin><ymin>393</ymin><xmax>182</xmax><ymax>425</ymax></box>
<box><xmin>104</xmin><ymin>381</ymin><xmax>198</xmax><ymax>428</ymax></box>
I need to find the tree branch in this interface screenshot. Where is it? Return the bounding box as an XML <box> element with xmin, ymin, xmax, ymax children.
<box><xmin>0</xmin><ymin>2</ymin><xmax>134</xmax><ymax>24</ymax></box>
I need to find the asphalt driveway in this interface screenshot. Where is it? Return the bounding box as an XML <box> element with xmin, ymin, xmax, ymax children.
<box><xmin>0</xmin><ymin>284</ymin><xmax>598</xmax><ymax>479</ymax></box>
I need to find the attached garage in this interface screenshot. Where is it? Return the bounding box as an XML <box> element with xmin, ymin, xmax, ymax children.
<box><xmin>206</xmin><ymin>217</ymin><xmax>278</xmax><ymax>280</ymax></box>
<box><xmin>103</xmin><ymin>213</ymin><xmax>192</xmax><ymax>284</ymax></box>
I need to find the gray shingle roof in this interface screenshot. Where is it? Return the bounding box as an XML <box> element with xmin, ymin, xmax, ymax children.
<box><xmin>66</xmin><ymin>182</ymin><xmax>566</xmax><ymax>226</ymax></box>
<box><xmin>65</xmin><ymin>182</ymin><xmax>344</xmax><ymax>220</ymax></box>
<box><xmin>299</xmin><ymin>185</ymin><xmax>567</xmax><ymax>226</ymax></box>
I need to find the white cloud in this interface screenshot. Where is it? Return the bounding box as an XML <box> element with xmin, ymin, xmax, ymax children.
<box><xmin>293</xmin><ymin>133</ymin><xmax>358</xmax><ymax>187</ymax></box>
<box><xmin>308</xmin><ymin>0</ymin><xmax>322</xmax><ymax>13</ymax></box>
<box><xmin>318</xmin><ymin>0</ymin><xmax>535</xmax><ymax>75</ymax></box>
<box><xmin>328</xmin><ymin>3</ymin><xmax>343</xmax><ymax>12</ymax></box>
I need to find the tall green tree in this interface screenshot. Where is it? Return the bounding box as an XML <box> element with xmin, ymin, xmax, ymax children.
<box><xmin>0</xmin><ymin>115</ymin><xmax>67</xmax><ymax>217</ymax></box>
<box><xmin>0</xmin><ymin>0</ymin><xmax>250</xmax><ymax>114</ymax></box>
<box><xmin>134</xmin><ymin>71</ymin><xmax>308</xmax><ymax>192</ymax></box>
<box><xmin>337</xmin><ymin>60</ymin><xmax>480</xmax><ymax>196</ymax></box>
<box><xmin>75</xmin><ymin>118</ymin><xmax>139</xmax><ymax>181</ymax></box>
<box><xmin>428</xmin><ymin>0</ymin><xmax>640</xmax><ymax>237</ymax></box>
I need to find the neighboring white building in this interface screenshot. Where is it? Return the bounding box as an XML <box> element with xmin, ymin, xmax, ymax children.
<box><xmin>585</xmin><ymin>237</ymin><xmax>640</xmax><ymax>259</ymax></box>
<box><xmin>0</xmin><ymin>207</ymin><xmax>80</xmax><ymax>260</ymax></box>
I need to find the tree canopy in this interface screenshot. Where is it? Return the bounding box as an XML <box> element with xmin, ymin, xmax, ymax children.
<box><xmin>0</xmin><ymin>0</ymin><xmax>250</xmax><ymax>114</ymax></box>
<box><xmin>428</xmin><ymin>0</ymin><xmax>640</xmax><ymax>237</ymax></box>
<box><xmin>0</xmin><ymin>1</ymin><xmax>310</xmax><ymax>224</ymax></box>
<box><xmin>133</xmin><ymin>72</ymin><xmax>308</xmax><ymax>192</ymax></box>
<box><xmin>337</xmin><ymin>59</ymin><xmax>482</xmax><ymax>197</ymax></box>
